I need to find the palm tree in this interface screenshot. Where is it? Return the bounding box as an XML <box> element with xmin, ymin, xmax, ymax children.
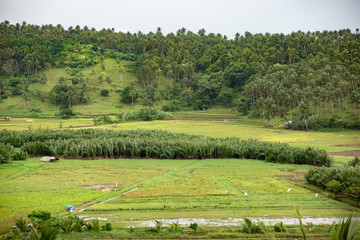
<box><xmin>117</xmin><ymin>64</ymin><xmax>124</xmax><ymax>87</ymax></box>
<box><xmin>129</xmin><ymin>89</ymin><xmax>137</xmax><ymax>109</ymax></box>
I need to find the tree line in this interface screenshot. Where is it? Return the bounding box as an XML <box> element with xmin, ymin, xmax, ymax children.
<box><xmin>0</xmin><ymin>21</ymin><xmax>359</xmax><ymax>126</ymax></box>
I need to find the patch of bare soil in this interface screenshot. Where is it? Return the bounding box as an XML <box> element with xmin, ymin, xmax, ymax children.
<box><xmin>334</xmin><ymin>144</ymin><xmax>360</xmax><ymax>147</ymax></box>
<box><xmin>186</xmin><ymin>169</ymin><xmax>197</xmax><ymax>175</ymax></box>
<box><xmin>277</xmin><ymin>169</ymin><xmax>306</xmax><ymax>183</ymax></box>
<box><xmin>329</xmin><ymin>150</ymin><xmax>360</xmax><ymax>157</ymax></box>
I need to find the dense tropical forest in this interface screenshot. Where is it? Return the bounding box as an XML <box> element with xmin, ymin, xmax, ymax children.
<box><xmin>0</xmin><ymin>21</ymin><xmax>360</xmax><ymax>129</ymax></box>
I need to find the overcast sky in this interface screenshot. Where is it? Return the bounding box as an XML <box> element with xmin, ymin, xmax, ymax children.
<box><xmin>0</xmin><ymin>0</ymin><xmax>359</xmax><ymax>37</ymax></box>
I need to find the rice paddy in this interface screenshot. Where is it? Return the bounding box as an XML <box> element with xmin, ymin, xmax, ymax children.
<box><xmin>0</xmin><ymin>109</ymin><xmax>359</xmax><ymax>236</ymax></box>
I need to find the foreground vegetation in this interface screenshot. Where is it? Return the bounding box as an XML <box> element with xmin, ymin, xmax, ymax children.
<box><xmin>6</xmin><ymin>210</ymin><xmax>360</xmax><ymax>239</ymax></box>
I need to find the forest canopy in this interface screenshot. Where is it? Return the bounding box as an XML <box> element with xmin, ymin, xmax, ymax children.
<box><xmin>0</xmin><ymin>21</ymin><xmax>359</xmax><ymax>128</ymax></box>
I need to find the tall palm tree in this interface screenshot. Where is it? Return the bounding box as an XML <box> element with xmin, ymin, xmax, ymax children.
<box><xmin>117</xmin><ymin>63</ymin><xmax>124</xmax><ymax>87</ymax></box>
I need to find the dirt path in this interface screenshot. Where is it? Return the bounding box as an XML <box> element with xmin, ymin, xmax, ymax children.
<box><xmin>329</xmin><ymin>150</ymin><xmax>360</xmax><ymax>157</ymax></box>
<box><xmin>78</xmin><ymin>187</ymin><xmax>139</xmax><ymax>212</ymax></box>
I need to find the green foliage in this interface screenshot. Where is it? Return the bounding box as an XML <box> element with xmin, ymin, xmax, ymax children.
<box><xmin>161</xmin><ymin>100</ymin><xmax>181</xmax><ymax>112</ymax></box>
<box><xmin>154</xmin><ymin>220</ymin><xmax>162</xmax><ymax>233</ymax></box>
<box><xmin>15</xmin><ymin>217</ymin><xmax>27</xmax><ymax>232</ymax></box>
<box><xmin>348</xmin><ymin>156</ymin><xmax>360</xmax><ymax>167</ymax></box>
<box><xmin>189</xmin><ymin>222</ymin><xmax>198</xmax><ymax>233</ymax></box>
<box><xmin>236</xmin><ymin>96</ymin><xmax>251</xmax><ymax>115</ymax></box>
<box><xmin>121</xmin><ymin>86</ymin><xmax>138</xmax><ymax>103</ymax></box>
<box><xmin>274</xmin><ymin>221</ymin><xmax>287</xmax><ymax>232</ymax></box>
<box><xmin>0</xmin><ymin>143</ymin><xmax>14</xmax><ymax>163</ymax></box>
<box><xmin>241</xmin><ymin>218</ymin><xmax>264</xmax><ymax>234</ymax></box>
<box><xmin>59</xmin><ymin>108</ymin><xmax>76</xmax><ymax>119</ymax></box>
<box><xmin>331</xmin><ymin>215</ymin><xmax>360</xmax><ymax>240</ymax></box>
<box><xmin>88</xmin><ymin>218</ymin><xmax>100</xmax><ymax>232</ymax></box>
<box><xmin>28</xmin><ymin>210</ymin><xmax>52</xmax><ymax>221</ymax></box>
<box><xmin>12</xmin><ymin>149</ymin><xmax>28</xmax><ymax>161</ymax></box>
<box><xmin>0</xmin><ymin>129</ymin><xmax>332</xmax><ymax>166</ymax></box>
<box><xmin>347</xmin><ymin>185</ymin><xmax>360</xmax><ymax>207</ymax></box>
<box><xmin>296</xmin><ymin>207</ymin><xmax>307</xmax><ymax>240</ymax></box>
<box><xmin>306</xmin><ymin>166</ymin><xmax>360</xmax><ymax>201</ymax></box>
<box><xmin>93</xmin><ymin>115</ymin><xmax>118</xmax><ymax>126</ymax></box>
<box><xmin>169</xmin><ymin>222</ymin><xmax>181</xmax><ymax>232</ymax></box>
<box><xmin>60</xmin><ymin>215</ymin><xmax>74</xmax><ymax>233</ymax></box>
<box><xmin>101</xmin><ymin>222</ymin><xmax>112</xmax><ymax>231</ymax></box>
<box><xmin>100</xmin><ymin>89</ymin><xmax>109</xmax><ymax>97</ymax></box>
<box><xmin>326</xmin><ymin>180</ymin><xmax>343</xmax><ymax>197</ymax></box>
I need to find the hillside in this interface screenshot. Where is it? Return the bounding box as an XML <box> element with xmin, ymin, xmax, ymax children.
<box><xmin>0</xmin><ymin>22</ymin><xmax>360</xmax><ymax>129</ymax></box>
<box><xmin>0</xmin><ymin>58</ymin><xmax>172</xmax><ymax>117</ymax></box>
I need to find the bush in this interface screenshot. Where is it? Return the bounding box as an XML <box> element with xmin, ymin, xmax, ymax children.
<box><xmin>326</xmin><ymin>180</ymin><xmax>343</xmax><ymax>197</ymax></box>
<box><xmin>162</xmin><ymin>100</ymin><xmax>181</xmax><ymax>112</ymax></box>
<box><xmin>274</xmin><ymin>221</ymin><xmax>287</xmax><ymax>232</ymax></box>
<box><xmin>347</xmin><ymin>156</ymin><xmax>360</xmax><ymax>167</ymax></box>
<box><xmin>28</xmin><ymin>210</ymin><xmax>52</xmax><ymax>221</ymax></box>
<box><xmin>138</xmin><ymin>107</ymin><xmax>173</xmax><ymax>121</ymax></box>
<box><xmin>241</xmin><ymin>218</ymin><xmax>264</xmax><ymax>234</ymax></box>
<box><xmin>121</xmin><ymin>86</ymin><xmax>138</xmax><ymax>103</ymax></box>
<box><xmin>60</xmin><ymin>108</ymin><xmax>75</xmax><ymax>119</ymax></box>
<box><xmin>101</xmin><ymin>222</ymin><xmax>112</xmax><ymax>231</ymax></box>
<box><xmin>12</xmin><ymin>149</ymin><xmax>28</xmax><ymax>161</ymax></box>
<box><xmin>0</xmin><ymin>143</ymin><xmax>14</xmax><ymax>163</ymax></box>
<box><xmin>93</xmin><ymin>115</ymin><xmax>119</xmax><ymax>126</ymax></box>
<box><xmin>305</xmin><ymin>166</ymin><xmax>360</xmax><ymax>201</ymax></box>
<box><xmin>100</xmin><ymin>89</ymin><xmax>109</xmax><ymax>97</ymax></box>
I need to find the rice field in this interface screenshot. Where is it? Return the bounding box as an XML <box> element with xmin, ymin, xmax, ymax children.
<box><xmin>0</xmin><ymin>108</ymin><xmax>359</xmax><ymax>235</ymax></box>
<box><xmin>1</xmin><ymin>157</ymin><xmax>359</xmax><ymax>234</ymax></box>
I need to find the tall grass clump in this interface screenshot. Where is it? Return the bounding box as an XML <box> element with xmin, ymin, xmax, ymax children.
<box><xmin>0</xmin><ymin>129</ymin><xmax>332</xmax><ymax>166</ymax></box>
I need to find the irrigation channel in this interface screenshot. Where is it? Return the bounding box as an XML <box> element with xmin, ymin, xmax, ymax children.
<box><xmin>78</xmin><ymin>217</ymin><xmax>360</xmax><ymax>227</ymax></box>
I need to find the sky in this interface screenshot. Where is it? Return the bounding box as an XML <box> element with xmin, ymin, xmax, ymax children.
<box><xmin>0</xmin><ymin>0</ymin><xmax>359</xmax><ymax>37</ymax></box>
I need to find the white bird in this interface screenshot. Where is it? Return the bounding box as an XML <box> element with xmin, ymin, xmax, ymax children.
<box><xmin>244</xmin><ymin>193</ymin><xmax>248</xmax><ymax>196</ymax></box>
<box><xmin>315</xmin><ymin>193</ymin><xmax>318</xmax><ymax>197</ymax></box>
<box><xmin>287</xmin><ymin>188</ymin><xmax>291</xmax><ymax>192</ymax></box>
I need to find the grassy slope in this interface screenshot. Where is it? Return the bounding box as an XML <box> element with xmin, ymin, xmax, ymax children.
<box><xmin>0</xmin><ymin>58</ymin><xmax>172</xmax><ymax>117</ymax></box>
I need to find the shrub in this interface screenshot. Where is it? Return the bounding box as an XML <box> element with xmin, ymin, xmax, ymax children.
<box><xmin>347</xmin><ymin>185</ymin><xmax>360</xmax><ymax>207</ymax></box>
<box><xmin>274</xmin><ymin>221</ymin><xmax>287</xmax><ymax>232</ymax></box>
<box><xmin>347</xmin><ymin>156</ymin><xmax>360</xmax><ymax>167</ymax></box>
<box><xmin>88</xmin><ymin>219</ymin><xmax>100</xmax><ymax>232</ymax></box>
<box><xmin>101</xmin><ymin>222</ymin><xmax>112</xmax><ymax>231</ymax></box>
<box><xmin>169</xmin><ymin>222</ymin><xmax>181</xmax><ymax>232</ymax></box>
<box><xmin>241</xmin><ymin>218</ymin><xmax>264</xmax><ymax>234</ymax></box>
<box><xmin>306</xmin><ymin>166</ymin><xmax>360</xmax><ymax>201</ymax></box>
<box><xmin>28</xmin><ymin>210</ymin><xmax>52</xmax><ymax>221</ymax></box>
<box><xmin>189</xmin><ymin>222</ymin><xmax>198</xmax><ymax>233</ymax></box>
<box><xmin>93</xmin><ymin>115</ymin><xmax>120</xmax><ymax>126</ymax></box>
<box><xmin>60</xmin><ymin>108</ymin><xmax>75</xmax><ymax>119</ymax></box>
<box><xmin>100</xmin><ymin>89</ymin><xmax>109</xmax><ymax>97</ymax></box>
<box><xmin>12</xmin><ymin>150</ymin><xmax>28</xmax><ymax>161</ymax></box>
<box><xmin>121</xmin><ymin>86</ymin><xmax>138</xmax><ymax>103</ymax></box>
<box><xmin>161</xmin><ymin>100</ymin><xmax>180</xmax><ymax>112</ymax></box>
<box><xmin>0</xmin><ymin>143</ymin><xmax>14</xmax><ymax>163</ymax></box>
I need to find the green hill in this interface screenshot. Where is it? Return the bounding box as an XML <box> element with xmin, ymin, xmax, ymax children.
<box><xmin>0</xmin><ymin>58</ymin><xmax>172</xmax><ymax>117</ymax></box>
